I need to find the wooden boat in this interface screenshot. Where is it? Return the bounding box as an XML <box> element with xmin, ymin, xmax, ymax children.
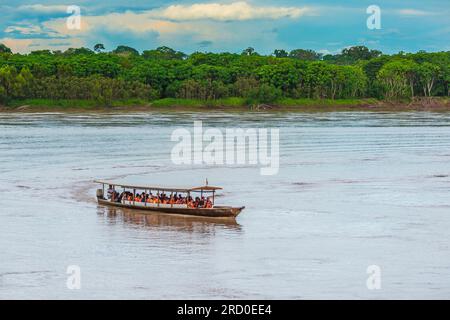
<box><xmin>94</xmin><ymin>180</ymin><xmax>245</xmax><ymax>218</ymax></box>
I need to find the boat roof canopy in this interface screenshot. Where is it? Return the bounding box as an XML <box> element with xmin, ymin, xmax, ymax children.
<box><xmin>94</xmin><ymin>180</ymin><xmax>223</xmax><ymax>193</ymax></box>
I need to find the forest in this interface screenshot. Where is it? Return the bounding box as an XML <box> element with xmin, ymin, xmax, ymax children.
<box><xmin>0</xmin><ymin>43</ymin><xmax>449</xmax><ymax>106</ymax></box>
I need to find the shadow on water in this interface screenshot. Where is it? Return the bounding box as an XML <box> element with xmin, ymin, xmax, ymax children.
<box><xmin>96</xmin><ymin>205</ymin><xmax>242</xmax><ymax>234</ymax></box>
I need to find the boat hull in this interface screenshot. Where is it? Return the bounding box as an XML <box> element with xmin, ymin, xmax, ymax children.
<box><xmin>97</xmin><ymin>198</ymin><xmax>244</xmax><ymax>218</ymax></box>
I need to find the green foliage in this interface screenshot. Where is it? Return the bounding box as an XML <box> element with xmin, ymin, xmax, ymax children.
<box><xmin>377</xmin><ymin>60</ymin><xmax>418</xmax><ymax>99</ymax></box>
<box><xmin>256</xmin><ymin>62</ymin><xmax>302</xmax><ymax>92</ymax></box>
<box><xmin>63</xmin><ymin>47</ymin><xmax>94</xmax><ymax>56</ymax></box>
<box><xmin>416</xmin><ymin>62</ymin><xmax>441</xmax><ymax>96</ymax></box>
<box><xmin>324</xmin><ymin>46</ymin><xmax>382</xmax><ymax>64</ymax></box>
<box><xmin>151</xmin><ymin>97</ymin><xmax>246</xmax><ymax>108</ymax></box>
<box><xmin>112</xmin><ymin>45</ymin><xmax>139</xmax><ymax>56</ymax></box>
<box><xmin>0</xmin><ymin>43</ymin><xmax>12</xmax><ymax>54</ymax></box>
<box><xmin>248</xmin><ymin>84</ymin><xmax>282</xmax><ymax>104</ymax></box>
<box><xmin>273</xmin><ymin>49</ymin><xmax>289</xmax><ymax>58</ymax></box>
<box><xmin>241</xmin><ymin>47</ymin><xmax>259</xmax><ymax>56</ymax></box>
<box><xmin>289</xmin><ymin>49</ymin><xmax>322</xmax><ymax>61</ymax></box>
<box><xmin>0</xmin><ymin>65</ymin><xmax>34</xmax><ymax>102</ymax></box>
<box><xmin>142</xmin><ymin>46</ymin><xmax>186</xmax><ymax>60</ymax></box>
<box><xmin>94</xmin><ymin>43</ymin><xmax>105</xmax><ymax>53</ymax></box>
<box><xmin>0</xmin><ymin>45</ymin><xmax>448</xmax><ymax>106</ymax></box>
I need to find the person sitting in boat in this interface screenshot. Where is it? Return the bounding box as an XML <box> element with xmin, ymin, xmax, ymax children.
<box><xmin>107</xmin><ymin>185</ymin><xmax>114</xmax><ymax>199</ymax></box>
<box><xmin>176</xmin><ymin>195</ymin><xmax>184</xmax><ymax>205</ymax></box>
<box><xmin>199</xmin><ymin>197</ymin><xmax>205</xmax><ymax>208</ymax></box>
<box><xmin>110</xmin><ymin>190</ymin><xmax>119</xmax><ymax>202</ymax></box>
<box><xmin>205</xmin><ymin>198</ymin><xmax>213</xmax><ymax>208</ymax></box>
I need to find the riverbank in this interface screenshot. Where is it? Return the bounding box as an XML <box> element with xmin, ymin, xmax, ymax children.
<box><xmin>1</xmin><ymin>97</ymin><xmax>449</xmax><ymax>113</ymax></box>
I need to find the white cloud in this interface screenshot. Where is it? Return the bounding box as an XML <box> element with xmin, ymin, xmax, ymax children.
<box><xmin>40</xmin><ymin>2</ymin><xmax>312</xmax><ymax>41</ymax></box>
<box><xmin>4</xmin><ymin>23</ymin><xmax>63</xmax><ymax>38</ymax></box>
<box><xmin>17</xmin><ymin>4</ymin><xmax>69</xmax><ymax>14</ymax></box>
<box><xmin>397</xmin><ymin>9</ymin><xmax>436</xmax><ymax>16</ymax></box>
<box><xmin>5</xmin><ymin>25</ymin><xmax>43</xmax><ymax>35</ymax></box>
<box><xmin>42</xmin><ymin>14</ymin><xmax>188</xmax><ymax>37</ymax></box>
<box><xmin>150</xmin><ymin>1</ymin><xmax>311</xmax><ymax>21</ymax></box>
<box><xmin>4</xmin><ymin>1</ymin><xmax>314</xmax><ymax>53</ymax></box>
<box><xmin>0</xmin><ymin>37</ymin><xmax>84</xmax><ymax>53</ymax></box>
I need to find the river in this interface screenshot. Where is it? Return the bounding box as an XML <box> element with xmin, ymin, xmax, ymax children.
<box><xmin>0</xmin><ymin>111</ymin><xmax>449</xmax><ymax>299</ymax></box>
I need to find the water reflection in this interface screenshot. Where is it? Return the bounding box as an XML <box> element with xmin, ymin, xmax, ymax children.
<box><xmin>96</xmin><ymin>205</ymin><xmax>242</xmax><ymax>233</ymax></box>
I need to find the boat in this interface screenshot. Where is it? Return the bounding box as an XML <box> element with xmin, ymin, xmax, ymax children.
<box><xmin>94</xmin><ymin>180</ymin><xmax>245</xmax><ymax>218</ymax></box>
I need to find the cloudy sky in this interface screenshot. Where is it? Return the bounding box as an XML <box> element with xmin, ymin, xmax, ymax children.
<box><xmin>1</xmin><ymin>0</ymin><xmax>449</xmax><ymax>54</ymax></box>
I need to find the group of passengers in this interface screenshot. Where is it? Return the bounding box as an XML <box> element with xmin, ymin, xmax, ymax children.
<box><xmin>107</xmin><ymin>187</ymin><xmax>213</xmax><ymax>208</ymax></box>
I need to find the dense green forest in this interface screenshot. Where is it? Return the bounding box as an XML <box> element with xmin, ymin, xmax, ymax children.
<box><xmin>0</xmin><ymin>43</ymin><xmax>449</xmax><ymax>106</ymax></box>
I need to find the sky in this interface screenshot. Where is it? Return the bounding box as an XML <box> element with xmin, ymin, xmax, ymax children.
<box><xmin>0</xmin><ymin>0</ymin><xmax>449</xmax><ymax>55</ymax></box>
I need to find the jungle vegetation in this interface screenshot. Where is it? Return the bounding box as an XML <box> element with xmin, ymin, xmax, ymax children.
<box><xmin>0</xmin><ymin>44</ymin><xmax>448</xmax><ymax>106</ymax></box>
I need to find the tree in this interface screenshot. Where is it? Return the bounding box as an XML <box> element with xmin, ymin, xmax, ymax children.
<box><xmin>0</xmin><ymin>65</ymin><xmax>34</xmax><ymax>101</ymax></box>
<box><xmin>256</xmin><ymin>62</ymin><xmax>302</xmax><ymax>92</ymax></box>
<box><xmin>324</xmin><ymin>46</ymin><xmax>383</xmax><ymax>65</ymax></box>
<box><xmin>249</xmin><ymin>84</ymin><xmax>282</xmax><ymax>103</ymax></box>
<box><xmin>289</xmin><ymin>49</ymin><xmax>322</xmax><ymax>61</ymax></box>
<box><xmin>241</xmin><ymin>47</ymin><xmax>258</xmax><ymax>56</ymax></box>
<box><xmin>64</xmin><ymin>47</ymin><xmax>94</xmax><ymax>55</ymax></box>
<box><xmin>444</xmin><ymin>64</ymin><xmax>450</xmax><ymax>96</ymax></box>
<box><xmin>30</xmin><ymin>50</ymin><xmax>53</xmax><ymax>55</ymax></box>
<box><xmin>377</xmin><ymin>60</ymin><xmax>411</xmax><ymax>100</ymax></box>
<box><xmin>341</xmin><ymin>46</ymin><xmax>382</xmax><ymax>61</ymax></box>
<box><xmin>112</xmin><ymin>45</ymin><xmax>139</xmax><ymax>56</ymax></box>
<box><xmin>337</xmin><ymin>66</ymin><xmax>367</xmax><ymax>98</ymax></box>
<box><xmin>273</xmin><ymin>49</ymin><xmax>288</xmax><ymax>58</ymax></box>
<box><xmin>0</xmin><ymin>43</ymin><xmax>12</xmax><ymax>54</ymax></box>
<box><xmin>17</xmin><ymin>67</ymin><xmax>34</xmax><ymax>98</ymax></box>
<box><xmin>416</xmin><ymin>62</ymin><xmax>441</xmax><ymax>97</ymax></box>
<box><xmin>0</xmin><ymin>44</ymin><xmax>448</xmax><ymax>105</ymax></box>
<box><xmin>143</xmin><ymin>46</ymin><xmax>186</xmax><ymax>60</ymax></box>
<box><xmin>304</xmin><ymin>62</ymin><xmax>333</xmax><ymax>98</ymax></box>
<box><xmin>0</xmin><ymin>65</ymin><xmax>17</xmax><ymax>101</ymax></box>
<box><xmin>233</xmin><ymin>77</ymin><xmax>259</xmax><ymax>98</ymax></box>
<box><xmin>94</xmin><ymin>43</ymin><xmax>105</xmax><ymax>53</ymax></box>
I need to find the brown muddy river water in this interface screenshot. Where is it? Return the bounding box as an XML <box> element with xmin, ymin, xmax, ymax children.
<box><xmin>0</xmin><ymin>112</ymin><xmax>450</xmax><ymax>299</ymax></box>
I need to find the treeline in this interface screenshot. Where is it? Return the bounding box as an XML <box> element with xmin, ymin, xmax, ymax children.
<box><xmin>0</xmin><ymin>44</ymin><xmax>449</xmax><ymax>105</ymax></box>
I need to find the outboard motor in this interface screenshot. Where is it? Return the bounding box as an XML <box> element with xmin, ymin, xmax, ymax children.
<box><xmin>96</xmin><ymin>189</ymin><xmax>104</xmax><ymax>200</ymax></box>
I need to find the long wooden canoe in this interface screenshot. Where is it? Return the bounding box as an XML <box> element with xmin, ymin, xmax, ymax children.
<box><xmin>95</xmin><ymin>180</ymin><xmax>245</xmax><ymax>218</ymax></box>
<box><xmin>97</xmin><ymin>199</ymin><xmax>244</xmax><ymax>218</ymax></box>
